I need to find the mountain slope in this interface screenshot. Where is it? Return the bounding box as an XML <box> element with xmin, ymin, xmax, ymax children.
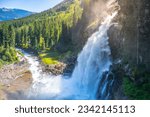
<box><xmin>0</xmin><ymin>8</ymin><xmax>34</xmax><ymax>21</ymax></box>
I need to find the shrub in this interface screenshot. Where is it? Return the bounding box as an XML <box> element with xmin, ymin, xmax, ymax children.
<box><xmin>2</xmin><ymin>55</ymin><xmax>7</xmax><ymax>61</ymax></box>
<box><xmin>0</xmin><ymin>59</ymin><xmax>4</xmax><ymax>68</ymax></box>
<box><xmin>42</xmin><ymin>58</ymin><xmax>59</xmax><ymax>65</ymax></box>
<box><xmin>0</xmin><ymin>47</ymin><xmax>18</xmax><ymax>64</ymax></box>
<box><xmin>123</xmin><ymin>77</ymin><xmax>150</xmax><ymax>100</ymax></box>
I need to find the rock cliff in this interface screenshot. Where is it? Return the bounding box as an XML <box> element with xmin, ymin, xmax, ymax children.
<box><xmin>71</xmin><ymin>0</ymin><xmax>150</xmax><ymax>99</ymax></box>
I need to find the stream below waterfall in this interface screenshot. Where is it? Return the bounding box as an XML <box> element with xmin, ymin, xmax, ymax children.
<box><xmin>19</xmin><ymin>12</ymin><xmax>117</xmax><ymax>100</ymax></box>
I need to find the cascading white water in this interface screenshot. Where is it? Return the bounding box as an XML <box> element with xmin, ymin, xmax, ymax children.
<box><xmin>21</xmin><ymin>52</ymin><xmax>62</xmax><ymax>99</ymax></box>
<box><xmin>67</xmin><ymin>12</ymin><xmax>117</xmax><ymax>99</ymax></box>
<box><xmin>20</xmin><ymin>12</ymin><xmax>117</xmax><ymax>100</ymax></box>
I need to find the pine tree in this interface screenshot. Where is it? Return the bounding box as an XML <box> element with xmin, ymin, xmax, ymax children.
<box><xmin>8</xmin><ymin>25</ymin><xmax>15</xmax><ymax>47</ymax></box>
<box><xmin>39</xmin><ymin>34</ymin><xmax>45</xmax><ymax>50</ymax></box>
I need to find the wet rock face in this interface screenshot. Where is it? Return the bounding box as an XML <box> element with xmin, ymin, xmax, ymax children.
<box><xmin>63</xmin><ymin>56</ymin><xmax>77</xmax><ymax>75</ymax></box>
<box><xmin>107</xmin><ymin>0</ymin><xmax>150</xmax><ymax>99</ymax></box>
<box><xmin>108</xmin><ymin>0</ymin><xmax>150</xmax><ymax>70</ymax></box>
<box><xmin>96</xmin><ymin>71</ymin><xmax>115</xmax><ymax>100</ymax></box>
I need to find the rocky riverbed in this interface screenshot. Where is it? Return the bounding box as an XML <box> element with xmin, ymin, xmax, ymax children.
<box><xmin>0</xmin><ymin>62</ymin><xmax>32</xmax><ymax>100</ymax></box>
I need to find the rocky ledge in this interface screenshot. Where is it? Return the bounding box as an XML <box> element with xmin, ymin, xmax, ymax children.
<box><xmin>41</xmin><ymin>56</ymin><xmax>77</xmax><ymax>76</ymax></box>
<box><xmin>41</xmin><ymin>63</ymin><xmax>66</xmax><ymax>75</ymax></box>
<box><xmin>0</xmin><ymin>61</ymin><xmax>32</xmax><ymax>100</ymax></box>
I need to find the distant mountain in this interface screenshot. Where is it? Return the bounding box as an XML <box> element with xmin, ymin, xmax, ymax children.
<box><xmin>0</xmin><ymin>8</ymin><xmax>34</xmax><ymax>21</ymax></box>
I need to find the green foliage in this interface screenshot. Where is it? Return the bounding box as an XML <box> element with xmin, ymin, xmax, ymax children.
<box><xmin>39</xmin><ymin>51</ymin><xmax>60</xmax><ymax>65</ymax></box>
<box><xmin>42</xmin><ymin>58</ymin><xmax>59</xmax><ymax>65</ymax></box>
<box><xmin>39</xmin><ymin>48</ymin><xmax>73</xmax><ymax>66</ymax></box>
<box><xmin>4</xmin><ymin>50</ymin><xmax>12</xmax><ymax>61</ymax></box>
<box><xmin>0</xmin><ymin>0</ymin><xmax>82</xmax><ymax>66</ymax></box>
<box><xmin>0</xmin><ymin>47</ymin><xmax>18</xmax><ymax>67</ymax></box>
<box><xmin>0</xmin><ymin>0</ymin><xmax>83</xmax><ymax>52</ymax></box>
<box><xmin>0</xmin><ymin>59</ymin><xmax>4</xmax><ymax>68</ymax></box>
<box><xmin>39</xmin><ymin>34</ymin><xmax>45</xmax><ymax>50</ymax></box>
<box><xmin>123</xmin><ymin>77</ymin><xmax>150</xmax><ymax>100</ymax></box>
<box><xmin>0</xmin><ymin>24</ymin><xmax>15</xmax><ymax>48</ymax></box>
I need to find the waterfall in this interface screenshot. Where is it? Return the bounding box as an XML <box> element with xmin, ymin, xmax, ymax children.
<box><xmin>19</xmin><ymin>12</ymin><xmax>117</xmax><ymax>100</ymax></box>
<box><xmin>67</xmin><ymin>12</ymin><xmax>118</xmax><ymax>99</ymax></box>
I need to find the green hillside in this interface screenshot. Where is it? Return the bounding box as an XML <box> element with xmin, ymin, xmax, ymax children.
<box><xmin>0</xmin><ymin>0</ymin><xmax>82</xmax><ymax>66</ymax></box>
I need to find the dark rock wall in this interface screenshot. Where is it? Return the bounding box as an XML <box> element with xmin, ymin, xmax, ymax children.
<box><xmin>109</xmin><ymin>0</ymin><xmax>150</xmax><ymax>70</ymax></box>
<box><xmin>108</xmin><ymin>0</ymin><xmax>150</xmax><ymax>99</ymax></box>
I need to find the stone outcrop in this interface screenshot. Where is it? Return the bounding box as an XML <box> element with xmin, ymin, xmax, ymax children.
<box><xmin>0</xmin><ymin>62</ymin><xmax>30</xmax><ymax>85</ymax></box>
<box><xmin>42</xmin><ymin>63</ymin><xmax>66</xmax><ymax>75</ymax></box>
<box><xmin>41</xmin><ymin>55</ymin><xmax>77</xmax><ymax>76</ymax></box>
<box><xmin>0</xmin><ymin>61</ymin><xmax>32</xmax><ymax>99</ymax></box>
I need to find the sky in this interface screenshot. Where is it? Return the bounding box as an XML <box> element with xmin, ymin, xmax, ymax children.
<box><xmin>0</xmin><ymin>0</ymin><xmax>64</xmax><ymax>12</ymax></box>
